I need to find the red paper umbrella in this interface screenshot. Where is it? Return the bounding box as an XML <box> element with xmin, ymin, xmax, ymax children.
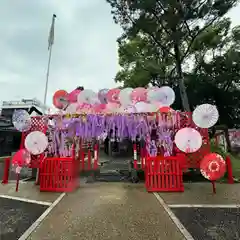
<box><xmin>93</xmin><ymin>103</ymin><xmax>106</xmax><ymax>113</ymax></box>
<box><xmin>200</xmin><ymin>153</ymin><xmax>226</xmax><ymax>181</ymax></box>
<box><xmin>53</xmin><ymin>90</ymin><xmax>69</xmax><ymax>109</ymax></box>
<box><xmin>159</xmin><ymin>106</ymin><xmax>172</xmax><ymax>113</ymax></box>
<box><xmin>12</xmin><ymin>149</ymin><xmax>31</xmax><ymax>168</ymax></box>
<box><xmin>106</xmin><ymin>88</ymin><xmax>120</xmax><ymax>103</ymax></box>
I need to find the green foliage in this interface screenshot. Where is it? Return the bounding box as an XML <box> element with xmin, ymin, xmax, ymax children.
<box><xmin>210</xmin><ymin>140</ymin><xmax>227</xmax><ymax>158</ymax></box>
<box><xmin>107</xmin><ymin>0</ymin><xmax>240</xmax><ymax>127</ymax></box>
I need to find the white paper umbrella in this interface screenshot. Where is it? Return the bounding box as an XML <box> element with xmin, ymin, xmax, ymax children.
<box><xmin>65</xmin><ymin>103</ymin><xmax>78</xmax><ymax>114</ymax></box>
<box><xmin>24</xmin><ymin>131</ymin><xmax>48</xmax><ymax>155</ymax></box>
<box><xmin>147</xmin><ymin>103</ymin><xmax>159</xmax><ymax>112</ymax></box>
<box><xmin>147</xmin><ymin>87</ymin><xmax>160</xmax><ymax>102</ymax></box>
<box><xmin>119</xmin><ymin>88</ymin><xmax>133</xmax><ymax>106</ymax></box>
<box><xmin>135</xmin><ymin>102</ymin><xmax>150</xmax><ymax>113</ymax></box>
<box><xmin>77</xmin><ymin>89</ymin><xmax>97</xmax><ymax>105</ymax></box>
<box><xmin>124</xmin><ymin>105</ymin><xmax>137</xmax><ymax>113</ymax></box>
<box><xmin>12</xmin><ymin>110</ymin><xmax>31</xmax><ymax>132</ymax></box>
<box><xmin>118</xmin><ymin>105</ymin><xmax>137</xmax><ymax>113</ymax></box>
<box><xmin>192</xmin><ymin>104</ymin><xmax>219</xmax><ymax>128</ymax></box>
<box><xmin>156</xmin><ymin>86</ymin><xmax>175</xmax><ymax>106</ymax></box>
<box><xmin>174</xmin><ymin>127</ymin><xmax>202</xmax><ymax>153</ymax></box>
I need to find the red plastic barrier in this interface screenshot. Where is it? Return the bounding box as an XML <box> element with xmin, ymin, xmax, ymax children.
<box><xmin>87</xmin><ymin>143</ymin><xmax>92</xmax><ymax>171</ymax></box>
<box><xmin>145</xmin><ymin>155</ymin><xmax>184</xmax><ymax>192</ymax></box>
<box><xmin>93</xmin><ymin>144</ymin><xmax>99</xmax><ymax>170</ymax></box>
<box><xmin>40</xmin><ymin>157</ymin><xmax>78</xmax><ymax>192</ymax></box>
<box><xmin>2</xmin><ymin>157</ymin><xmax>11</xmax><ymax>184</ymax></box>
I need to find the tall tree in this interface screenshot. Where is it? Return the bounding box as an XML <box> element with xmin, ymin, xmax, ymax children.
<box><xmin>106</xmin><ymin>0</ymin><xmax>239</xmax><ymax>110</ymax></box>
<box><xmin>112</xmin><ymin>17</ymin><xmax>240</xmax><ymax>127</ymax></box>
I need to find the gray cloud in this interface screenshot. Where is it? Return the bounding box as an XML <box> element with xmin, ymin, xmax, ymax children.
<box><xmin>0</xmin><ymin>0</ymin><xmax>239</xmax><ymax>109</ymax></box>
<box><xmin>0</xmin><ymin>0</ymin><xmax>122</xmax><ymax>107</ymax></box>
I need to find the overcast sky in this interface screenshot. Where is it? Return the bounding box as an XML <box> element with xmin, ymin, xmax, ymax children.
<box><xmin>0</xmin><ymin>1</ymin><xmax>239</xmax><ymax>107</ymax></box>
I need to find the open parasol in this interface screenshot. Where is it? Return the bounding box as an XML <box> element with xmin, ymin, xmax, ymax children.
<box><xmin>12</xmin><ymin>110</ymin><xmax>31</xmax><ymax>132</ymax></box>
<box><xmin>77</xmin><ymin>89</ymin><xmax>98</xmax><ymax>105</ymax></box>
<box><xmin>65</xmin><ymin>103</ymin><xmax>78</xmax><ymax>114</ymax></box>
<box><xmin>174</xmin><ymin>127</ymin><xmax>202</xmax><ymax>153</ymax></box>
<box><xmin>157</xmin><ymin>86</ymin><xmax>175</xmax><ymax>106</ymax></box>
<box><xmin>12</xmin><ymin>149</ymin><xmax>31</xmax><ymax>168</ymax></box>
<box><xmin>119</xmin><ymin>88</ymin><xmax>133</xmax><ymax>106</ymax></box>
<box><xmin>98</xmin><ymin>89</ymin><xmax>109</xmax><ymax>104</ymax></box>
<box><xmin>24</xmin><ymin>131</ymin><xmax>48</xmax><ymax>155</ymax></box>
<box><xmin>134</xmin><ymin>101</ymin><xmax>149</xmax><ymax>113</ymax></box>
<box><xmin>12</xmin><ymin>149</ymin><xmax>31</xmax><ymax>192</ymax></box>
<box><xmin>106</xmin><ymin>88</ymin><xmax>121</xmax><ymax>103</ymax></box>
<box><xmin>192</xmin><ymin>104</ymin><xmax>219</xmax><ymax>128</ymax></box>
<box><xmin>68</xmin><ymin>89</ymin><xmax>81</xmax><ymax>103</ymax></box>
<box><xmin>53</xmin><ymin>90</ymin><xmax>69</xmax><ymax>109</ymax></box>
<box><xmin>200</xmin><ymin>153</ymin><xmax>226</xmax><ymax>181</ymax></box>
<box><xmin>131</xmin><ymin>87</ymin><xmax>147</xmax><ymax>103</ymax></box>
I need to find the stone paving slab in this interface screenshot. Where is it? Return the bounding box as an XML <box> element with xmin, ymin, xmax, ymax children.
<box><xmin>27</xmin><ymin>183</ymin><xmax>184</xmax><ymax>240</ymax></box>
<box><xmin>159</xmin><ymin>183</ymin><xmax>240</xmax><ymax>205</ymax></box>
<box><xmin>0</xmin><ymin>197</ymin><xmax>47</xmax><ymax>240</ymax></box>
<box><xmin>0</xmin><ymin>182</ymin><xmax>61</xmax><ymax>203</ymax></box>
<box><xmin>171</xmin><ymin>207</ymin><xmax>240</xmax><ymax>240</ymax></box>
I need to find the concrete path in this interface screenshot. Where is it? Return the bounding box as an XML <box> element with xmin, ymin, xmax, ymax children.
<box><xmin>0</xmin><ymin>181</ymin><xmax>61</xmax><ymax>203</ymax></box>
<box><xmin>27</xmin><ymin>183</ymin><xmax>184</xmax><ymax>240</ymax></box>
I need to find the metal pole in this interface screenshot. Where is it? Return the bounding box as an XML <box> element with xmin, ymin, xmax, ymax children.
<box><xmin>43</xmin><ymin>45</ymin><xmax>53</xmax><ymax>108</ymax></box>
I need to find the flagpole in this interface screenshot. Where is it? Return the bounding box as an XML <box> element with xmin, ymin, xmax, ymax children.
<box><xmin>43</xmin><ymin>14</ymin><xmax>56</xmax><ymax>112</ymax></box>
<box><xmin>43</xmin><ymin>44</ymin><xmax>53</xmax><ymax>108</ymax></box>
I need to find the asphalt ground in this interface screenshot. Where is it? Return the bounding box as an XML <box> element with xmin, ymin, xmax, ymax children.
<box><xmin>0</xmin><ymin>197</ymin><xmax>47</xmax><ymax>240</ymax></box>
<box><xmin>171</xmin><ymin>207</ymin><xmax>240</xmax><ymax>240</ymax></box>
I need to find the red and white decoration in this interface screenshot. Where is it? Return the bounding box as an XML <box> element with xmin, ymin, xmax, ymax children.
<box><xmin>200</xmin><ymin>153</ymin><xmax>226</xmax><ymax>181</ymax></box>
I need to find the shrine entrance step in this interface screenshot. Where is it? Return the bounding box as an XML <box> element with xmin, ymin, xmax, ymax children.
<box><xmin>95</xmin><ymin>171</ymin><xmax>129</xmax><ymax>182</ymax></box>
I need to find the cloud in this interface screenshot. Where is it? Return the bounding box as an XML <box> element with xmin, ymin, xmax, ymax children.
<box><xmin>0</xmin><ymin>0</ymin><xmax>239</xmax><ymax>108</ymax></box>
<box><xmin>0</xmin><ymin>0</ymin><xmax>122</xmax><ymax>106</ymax></box>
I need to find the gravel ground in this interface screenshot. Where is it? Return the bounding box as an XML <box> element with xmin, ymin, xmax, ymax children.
<box><xmin>171</xmin><ymin>207</ymin><xmax>240</xmax><ymax>240</ymax></box>
<box><xmin>0</xmin><ymin>197</ymin><xmax>47</xmax><ymax>240</ymax></box>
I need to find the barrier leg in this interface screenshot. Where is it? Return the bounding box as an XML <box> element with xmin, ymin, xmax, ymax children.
<box><xmin>2</xmin><ymin>157</ymin><xmax>11</xmax><ymax>184</ymax></box>
<box><xmin>133</xmin><ymin>143</ymin><xmax>138</xmax><ymax>170</ymax></box>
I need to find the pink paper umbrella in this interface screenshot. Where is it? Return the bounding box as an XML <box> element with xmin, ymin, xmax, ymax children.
<box><xmin>106</xmin><ymin>88</ymin><xmax>121</xmax><ymax>103</ymax></box>
<box><xmin>106</xmin><ymin>102</ymin><xmax>120</xmax><ymax>112</ymax></box>
<box><xmin>68</xmin><ymin>89</ymin><xmax>81</xmax><ymax>103</ymax></box>
<box><xmin>93</xmin><ymin>104</ymin><xmax>106</xmax><ymax>113</ymax></box>
<box><xmin>77</xmin><ymin>103</ymin><xmax>93</xmax><ymax>113</ymax></box>
<box><xmin>174</xmin><ymin>127</ymin><xmax>202</xmax><ymax>153</ymax></box>
<box><xmin>131</xmin><ymin>87</ymin><xmax>147</xmax><ymax>103</ymax></box>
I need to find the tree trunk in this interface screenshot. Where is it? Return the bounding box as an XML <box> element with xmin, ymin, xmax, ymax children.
<box><xmin>223</xmin><ymin>127</ymin><xmax>232</xmax><ymax>152</ymax></box>
<box><xmin>173</xmin><ymin>43</ymin><xmax>190</xmax><ymax>112</ymax></box>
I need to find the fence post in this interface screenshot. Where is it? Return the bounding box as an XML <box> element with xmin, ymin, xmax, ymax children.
<box><xmin>133</xmin><ymin>143</ymin><xmax>138</xmax><ymax>170</ymax></box>
<box><xmin>2</xmin><ymin>157</ymin><xmax>11</xmax><ymax>184</ymax></box>
<box><xmin>226</xmin><ymin>155</ymin><xmax>234</xmax><ymax>184</ymax></box>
